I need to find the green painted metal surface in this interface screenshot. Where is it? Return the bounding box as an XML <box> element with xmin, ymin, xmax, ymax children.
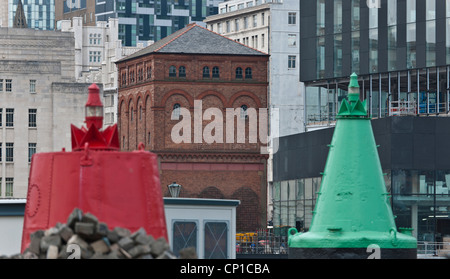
<box><xmin>288</xmin><ymin>73</ymin><xmax>417</xmax><ymax>250</ymax></box>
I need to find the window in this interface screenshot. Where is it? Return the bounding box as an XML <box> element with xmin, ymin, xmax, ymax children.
<box><xmin>172</xmin><ymin>103</ymin><xmax>181</xmax><ymax>120</ymax></box>
<box><xmin>147</xmin><ymin>67</ymin><xmax>152</xmax><ymax>79</ymax></box>
<box><xmin>240</xmin><ymin>105</ymin><xmax>248</xmax><ymax>119</ymax></box>
<box><xmin>0</xmin><ymin>79</ymin><xmax>3</xmax><ymax>92</ymax></box>
<box><xmin>172</xmin><ymin>221</ymin><xmax>197</xmax><ymax>258</ymax></box>
<box><xmin>203</xmin><ymin>66</ymin><xmax>210</xmax><ymax>78</ymax></box>
<box><xmin>245</xmin><ymin>68</ymin><xmax>252</xmax><ymax>79</ymax></box>
<box><xmin>6</xmin><ymin>79</ymin><xmax>12</xmax><ymax>92</ymax></box>
<box><xmin>169</xmin><ymin>66</ymin><xmax>177</xmax><ymax>77</ymax></box>
<box><xmin>288</xmin><ymin>34</ymin><xmax>297</xmax><ymax>47</ymax></box>
<box><xmin>244</xmin><ymin>17</ymin><xmax>248</xmax><ymax>29</ymax></box>
<box><xmin>204</xmin><ymin>222</ymin><xmax>228</xmax><ymax>259</ymax></box>
<box><xmin>288</xmin><ymin>55</ymin><xmax>297</xmax><ymax>69</ymax></box>
<box><xmin>253</xmin><ymin>15</ymin><xmax>257</xmax><ymax>27</ymax></box>
<box><xmin>29</xmin><ymin>109</ymin><xmax>37</xmax><ymax>128</ymax></box>
<box><xmin>235</xmin><ymin>19</ymin><xmax>239</xmax><ymax>32</ymax></box>
<box><xmin>261</xmin><ymin>34</ymin><xmax>265</xmax><ymax>48</ymax></box>
<box><xmin>30</xmin><ymin>80</ymin><xmax>36</xmax><ymax>93</ymax></box>
<box><xmin>212</xmin><ymin>67</ymin><xmax>220</xmax><ymax>78</ymax></box>
<box><xmin>261</xmin><ymin>13</ymin><xmax>265</xmax><ymax>26</ymax></box>
<box><xmin>226</xmin><ymin>21</ymin><xmax>230</xmax><ymax>33</ymax></box>
<box><xmin>236</xmin><ymin>67</ymin><xmax>243</xmax><ymax>79</ymax></box>
<box><xmin>0</xmin><ymin>143</ymin><xmax>2</xmax><ymax>162</ymax></box>
<box><xmin>28</xmin><ymin>143</ymin><xmax>36</xmax><ymax>163</ymax></box>
<box><xmin>288</xmin><ymin>12</ymin><xmax>296</xmax><ymax>25</ymax></box>
<box><xmin>0</xmin><ymin>108</ymin><xmax>2</xmax><ymax>127</ymax></box>
<box><xmin>6</xmin><ymin>108</ymin><xmax>13</xmax><ymax>127</ymax></box>
<box><xmin>179</xmin><ymin>66</ymin><xmax>186</xmax><ymax>78</ymax></box>
<box><xmin>6</xmin><ymin>143</ymin><xmax>13</xmax><ymax>162</ymax></box>
<box><xmin>5</xmin><ymin>178</ymin><xmax>13</xmax><ymax>197</ymax></box>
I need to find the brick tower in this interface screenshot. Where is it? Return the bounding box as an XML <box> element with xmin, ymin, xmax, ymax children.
<box><xmin>116</xmin><ymin>23</ymin><xmax>269</xmax><ymax>232</ymax></box>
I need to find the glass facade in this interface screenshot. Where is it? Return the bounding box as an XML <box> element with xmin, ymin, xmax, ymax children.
<box><xmin>273</xmin><ymin>169</ymin><xmax>450</xmax><ymax>242</ymax></box>
<box><xmin>301</xmin><ymin>0</ymin><xmax>450</xmax><ymax>127</ymax></box>
<box><xmin>96</xmin><ymin>0</ymin><xmax>220</xmax><ymax>46</ymax></box>
<box><xmin>9</xmin><ymin>0</ymin><xmax>55</xmax><ymax>30</ymax></box>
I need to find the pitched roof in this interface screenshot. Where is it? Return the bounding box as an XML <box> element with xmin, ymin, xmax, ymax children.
<box><xmin>117</xmin><ymin>23</ymin><xmax>268</xmax><ymax>63</ymax></box>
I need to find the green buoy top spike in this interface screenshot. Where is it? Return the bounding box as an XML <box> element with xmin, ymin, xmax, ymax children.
<box><xmin>288</xmin><ymin>73</ymin><xmax>417</xmax><ymax>258</ymax></box>
<box><xmin>337</xmin><ymin>73</ymin><xmax>367</xmax><ymax>118</ymax></box>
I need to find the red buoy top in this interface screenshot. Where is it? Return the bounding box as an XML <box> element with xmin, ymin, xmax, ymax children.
<box><xmin>86</xmin><ymin>83</ymin><xmax>102</xmax><ymax>107</ymax></box>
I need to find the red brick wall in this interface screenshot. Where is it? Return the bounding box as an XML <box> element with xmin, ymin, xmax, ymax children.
<box><xmin>117</xmin><ymin>53</ymin><xmax>269</xmax><ymax>232</ymax></box>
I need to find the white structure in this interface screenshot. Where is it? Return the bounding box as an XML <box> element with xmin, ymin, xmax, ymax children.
<box><xmin>58</xmin><ymin>17</ymin><xmax>147</xmax><ymax>125</ymax></box>
<box><xmin>164</xmin><ymin>198</ymin><xmax>239</xmax><ymax>259</ymax></box>
<box><xmin>205</xmin><ymin>0</ymin><xmax>303</xmax><ymax>222</ymax></box>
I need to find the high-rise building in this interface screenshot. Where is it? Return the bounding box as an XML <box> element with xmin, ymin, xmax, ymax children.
<box><xmin>8</xmin><ymin>0</ymin><xmax>55</xmax><ymax>30</ymax></box>
<box><xmin>95</xmin><ymin>0</ymin><xmax>222</xmax><ymax>46</ymax></box>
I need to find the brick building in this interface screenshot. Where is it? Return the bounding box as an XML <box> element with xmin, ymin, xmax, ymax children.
<box><xmin>116</xmin><ymin>23</ymin><xmax>269</xmax><ymax>232</ymax></box>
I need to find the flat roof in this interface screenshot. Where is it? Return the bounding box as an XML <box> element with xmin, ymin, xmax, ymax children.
<box><xmin>164</xmin><ymin>197</ymin><xmax>240</xmax><ymax>207</ymax></box>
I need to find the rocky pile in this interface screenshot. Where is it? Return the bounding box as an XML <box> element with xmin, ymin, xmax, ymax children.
<box><xmin>5</xmin><ymin>208</ymin><xmax>196</xmax><ymax>259</ymax></box>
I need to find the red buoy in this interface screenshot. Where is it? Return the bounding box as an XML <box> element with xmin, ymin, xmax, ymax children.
<box><xmin>21</xmin><ymin>84</ymin><xmax>168</xmax><ymax>252</ymax></box>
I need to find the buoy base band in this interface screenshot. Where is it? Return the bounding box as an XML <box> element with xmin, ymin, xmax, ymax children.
<box><xmin>288</xmin><ymin>247</ymin><xmax>417</xmax><ymax>259</ymax></box>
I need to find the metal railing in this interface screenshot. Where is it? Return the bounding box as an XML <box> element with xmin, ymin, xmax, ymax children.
<box><xmin>417</xmin><ymin>241</ymin><xmax>450</xmax><ymax>258</ymax></box>
<box><xmin>236</xmin><ymin>228</ymin><xmax>289</xmax><ymax>255</ymax></box>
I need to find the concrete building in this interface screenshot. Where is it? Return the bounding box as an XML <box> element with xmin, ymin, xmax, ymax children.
<box><xmin>58</xmin><ymin>17</ymin><xmax>145</xmax><ymax>125</ymax></box>
<box><xmin>116</xmin><ymin>23</ymin><xmax>269</xmax><ymax>232</ymax></box>
<box><xmin>0</xmin><ymin>27</ymin><xmax>95</xmax><ymax>200</ymax></box>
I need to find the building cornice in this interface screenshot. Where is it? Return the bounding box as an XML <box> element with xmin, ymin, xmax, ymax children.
<box><xmin>204</xmin><ymin>3</ymin><xmax>271</xmax><ymax>23</ymax></box>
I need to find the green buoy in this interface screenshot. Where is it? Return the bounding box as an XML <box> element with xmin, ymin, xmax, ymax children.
<box><xmin>288</xmin><ymin>73</ymin><xmax>417</xmax><ymax>259</ymax></box>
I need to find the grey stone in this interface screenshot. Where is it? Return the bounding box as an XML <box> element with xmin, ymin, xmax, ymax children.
<box><xmin>46</xmin><ymin>245</ymin><xmax>59</xmax><ymax>259</ymax></box>
<box><xmin>96</xmin><ymin>222</ymin><xmax>109</xmax><ymax>237</ymax></box>
<box><xmin>58</xmin><ymin>224</ymin><xmax>74</xmax><ymax>243</ymax></box>
<box><xmin>67</xmin><ymin>234</ymin><xmax>89</xmax><ymax>251</ymax></box>
<box><xmin>128</xmin><ymin>244</ymin><xmax>151</xmax><ymax>258</ymax></box>
<box><xmin>157</xmin><ymin>250</ymin><xmax>178</xmax><ymax>259</ymax></box>
<box><xmin>81</xmin><ymin>212</ymin><xmax>99</xmax><ymax>226</ymax></box>
<box><xmin>131</xmin><ymin>227</ymin><xmax>147</xmax><ymax>240</ymax></box>
<box><xmin>28</xmin><ymin>230</ymin><xmax>44</xmax><ymax>254</ymax></box>
<box><xmin>150</xmin><ymin>237</ymin><xmax>170</xmax><ymax>257</ymax></box>
<box><xmin>117</xmin><ymin>236</ymin><xmax>134</xmax><ymax>251</ymax></box>
<box><xmin>134</xmin><ymin>233</ymin><xmax>154</xmax><ymax>246</ymax></box>
<box><xmin>40</xmin><ymin>235</ymin><xmax>62</xmax><ymax>252</ymax></box>
<box><xmin>113</xmin><ymin>227</ymin><xmax>131</xmax><ymax>238</ymax></box>
<box><xmin>179</xmin><ymin>247</ymin><xmax>198</xmax><ymax>259</ymax></box>
<box><xmin>75</xmin><ymin>222</ymin><xmax>95</xmax><ymax>236</ymax></box>
<box><xmin>67</xmin><ymin>208</ymin><xmax>83</xmax><ymax>229</ymax></box>
<box><xmin>90</xmin><ymin>239</ymin><xmax>110</xmax><ymax>254</ymax></box>
<box><xmin>106</xmin><ymin>230</ymin><xmax>120</xmax><ymax>243</ymax></box>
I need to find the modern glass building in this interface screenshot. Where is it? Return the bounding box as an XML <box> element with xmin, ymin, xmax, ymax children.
<box><xmin>270</xmin><ymin>0</ymin><xmax>450</xmax><ymax>247</ymax></box>
<box><xmin>9</xmin><ymin>0</ymin><xmax>55</xmax><ymax>30</ymax></box>
<box><xmin>95</xmin><ymin>0</ymin><xmax>221</xmax><ymax>46</ymax></box>
<box><xmin>300</xmin><ymin>0</ymin><xmax>450</xmax><ymax>129</ymax></box>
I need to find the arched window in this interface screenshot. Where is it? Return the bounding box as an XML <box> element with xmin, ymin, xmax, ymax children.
<box><xmin>172</xmin><ymin>103</ymin><xmax>181</xmax><ymax>120</ymax></box>
<box><xmin>245</xmin><ymin>67</ymin><xmax>252</xmax><ymax>79</ymax></box>
<box><xmin>179</xmin><ymin>66</ymin><xmax>186</xmax><ymax>78</ymax></box>
<box><xmin>240</xmin><ymin>104</ymin><xmax>248</xmax><ymax>119</ymax></box>
<box><xmin>212</xmin><ymin>66</ymin><xmax>220</xmax><ymax>78</ymax></box>
<box><xmin>203</xmin><ymin>66</ymin><xmax>210</xmax><ymax>78</ymax></box>
<box><xmin>169</xmin><ymin>66</ymin><xmax>177</xmax><ymax>77</ymax></box>
<box><xmin>235</xmin><ymin>67</ymin><xmax>243</xmax><ymax>79</ymax></box>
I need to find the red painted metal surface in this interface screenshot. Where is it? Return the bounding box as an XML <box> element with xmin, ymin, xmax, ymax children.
<box><xmin>21</xmin><ymin>84</ymin><xmax>168</xmax><ymax>252</ymax></box>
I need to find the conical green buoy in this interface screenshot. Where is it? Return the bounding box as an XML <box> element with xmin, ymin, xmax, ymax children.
<box><xmin>288</xmin><ymin>73</ymin><xmax>417</xmax><ymax>259</ymax></box>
